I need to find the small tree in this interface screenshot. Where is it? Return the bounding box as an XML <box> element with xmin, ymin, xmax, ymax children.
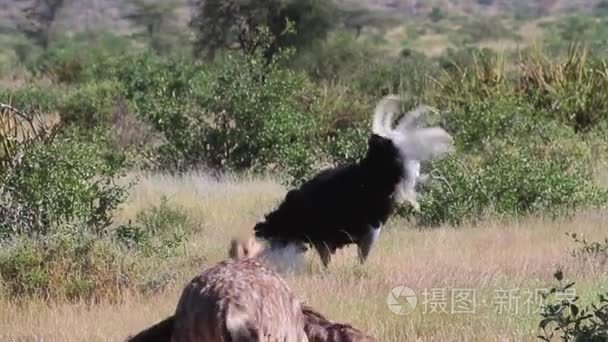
<box><xmin>16</xmin><ymin>0</ymin><xmax>65</xmax><ymax>49</ymax></box>
<box><xmin>190</xmin><ymin>0</ymin><xmax>336</xmax><ymax>62</ymax></box>
<box><xmin>429</xmin><ymin>6</ymin><xmax>444</xmax><ymax>22</ymax></box>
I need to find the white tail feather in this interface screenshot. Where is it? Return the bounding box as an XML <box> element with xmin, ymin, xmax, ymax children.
<box><xmin>372</xmin><ymin>95</ymin><xmax>401</xmax><ymax>137</ymax></box>
<box><xmin>370</xmin><ymin>95</ymin><xmax>454</xmax><ymax>207</ymax></box>
<box><xmin>395</xmin><ymin>105</ymin><xmax>436</xmax><ymax>131</ymax></box>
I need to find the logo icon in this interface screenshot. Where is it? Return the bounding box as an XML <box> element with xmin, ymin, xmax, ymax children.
<box><xmin>387</xmin><ymin>285</ymin><xmax>417</xmax><ymax>315</ymax></box>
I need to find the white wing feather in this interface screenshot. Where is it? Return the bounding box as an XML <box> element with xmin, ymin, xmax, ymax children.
<box><xmin>371</xmin><ymin>95</ymin><xmax>454</xmax><ymax>208</ymax></box>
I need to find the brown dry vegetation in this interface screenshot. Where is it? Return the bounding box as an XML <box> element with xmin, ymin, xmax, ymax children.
<box><xmin>0</xmin><ymin>172</ymin><xmax>606</xmax><ymax>341</ymax></box>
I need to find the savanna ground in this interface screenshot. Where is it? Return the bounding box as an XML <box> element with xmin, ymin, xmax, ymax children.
<box><xmin>1</xmin><ymin>171</ymin><xmax>607</xmax><ymax>341</ymax></box>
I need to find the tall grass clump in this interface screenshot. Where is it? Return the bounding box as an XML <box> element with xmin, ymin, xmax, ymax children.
<box><xmin>520</xmin><ymin>46</ymin><xmax>608</xmax><ymax>132</ymax></box>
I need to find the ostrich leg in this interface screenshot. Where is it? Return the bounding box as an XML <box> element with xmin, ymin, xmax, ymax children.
<box><xmin>357</xmin><ymin>224</ymin><xmax>382</xmax><ymax>264</ymax></box>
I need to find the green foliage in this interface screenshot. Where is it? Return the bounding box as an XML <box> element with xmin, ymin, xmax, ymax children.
<box><xmin>429</xmin><ymin>6</ymin><xmax>445</xmax><ymax>23</ymax></box>
<box><xmin>338</xmin><ymin>5</ymin><xmax>401</xmax><ymax>35</ymax></box>
<box><xmin>15</xmin><ymin>0</ymin><xmax>65</xmax><ymax>49</ymax></box>
<box><xmin>0</xmin><ymin>86</ymin><xmax>59</xmax><ymax>113</ymax></box>
<box><xmin>191</xmin><ymin>0</ymin><xmax>337</xmax><ymax>61</ymax></box>
<box><xmin>112</xmin><ymin>53</ymin><xmax>200</xmax><ymax>146</ymax></box>
<box><xmin>193</xmin><ymin>52</ymin><xmax>320</xmax><ymax>181</ymax></box>
<box><xmin>411</xmin><ymin>145</ymin><xmax>607</xmax><ymax>227</ymax></box>
<box><xmin>400</xmin><ymin>51</ymin><xmax>608</xmax><ymax>226</ymax></box>
<box><xmin>292</xmin><ymin>31</ymin><xmax>377</xmax><ymax>81</ymax></box>
<box><xmin>520</xmin><ymin>48</ymin><xmax>608</xmax><ymax>131</ymax></box>
<box><xmin>58</xmin><ymin>80</ymin><xmax>125</xmax><ymax>129</ymax></box>
<box><xmin>110</xmin><ymin>44</ymin><xmax>321</xmax><ymax>181</ymax></box>
<box><xmin>0</xmin><ymin>131</ymin><xmax>128</xmax><ymax>239</ymax></box>
<box><xmin>29</xmin><ymin>32</ymin><xmax>135</xmax><ymax>83</ymax></box>
<box><xmin>114</xmin><ymin>197</ymin><xmax>191</xmax><ymax>258</ymax></box>
<box><xmin>0</xmin><ymin>233</ymin><xmax>134</xmax><ymax>301</ymax></box>
<box><xmin>540</xmin><ymin>16</ymin><xmax>608</xmax><ymax>56</ymax></box>
<box><xmin>436</xmin><ymin>46</ymin><xmax>499</xmax><ymax>74</ymax></box>
<box><xmin>0</xmin><ymin>197</ymin><xmax>198</xmax><ymax>301</ymax></box>
<box><xmin>538</xmin><ymin>271</ymin><xmax>608</xmax><ymax>341</ymax></box>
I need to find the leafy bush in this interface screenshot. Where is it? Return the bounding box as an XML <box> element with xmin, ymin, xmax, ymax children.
<box><xmin>107</xmin><ymin>53</ymin><xmax>203</xmax><ymax>168</ymax></box>
<box><xmin>428</xmin><ymin>6</ymin><xmax>445</xmax><ymax>22</ymax></box>
<box><xmin>191</xmin><ymin>0</ymin><xmax>337</xmax><ymax>61</ymax></box>
<box><xmin>57</xmin><ymin>80</ymin><xmax>126</xmax><ymax>129</ymax></box>
<box><xmin>0</xmin><ymin>86</ymin><xmax>59</xmax><ymax>114</ymax></box>
<box><xmin>195</xmin><ymin>52</ymin><xmax>320</xmax><ymax>181</ymax></box>
<box><xmin>291</xmin><ymin>31</ymin><xmax>378</xmax><ymax>82</ymax></box>
<box><xmin>0</xmin><ymin>233</ymin><xmax>135</xmax><ymax>301</ymax></box>
<box><xmin>435</xmin><ymin>46</ymin><xmax>499</xmax><ymax>74</ymax></box>
<box><xmin>29</xmin><ymin>32</ymin><xmax>135</xmax><ymax>84</ymax></box>
<box><xmin>0</xmin><ymin>104</ymin><xmax>143</xmax><ymax>302</ymax></box>
<box><xmin>410</xmin><ymin>145</ymin><xmax>607</xmax><ymax>226</ymax></box>
<box><xmin>538</xmin><ymin>270</ymin><xmax>608</xmax><ymax>341</ymax></box>
<box><xmin>0</xmin><ymin>129</ymin><xmax>128</xmax><ymax>239</ymax></box>
<box><xmin>114</xmin><ymin>197</ymin><xmax>191</xmax><ymax>258</ymax></box>
<box><xmin>399</xmin><ymin>51</ymin><xmax>608</xmax><ymax>226</ymax></box>
<box><xmin>112</xmin><ymin>46</ymin><xmax>321</xmax><ymax>182</ymax></box>
<box><xmin>323</xmin><ymin>120</ymin><xmax>369</xmax><ymax>164</ymax></box>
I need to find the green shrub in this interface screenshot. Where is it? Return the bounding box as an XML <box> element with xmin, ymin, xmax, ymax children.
<box><xmin>323</xmin><ymin>120</ymin><xmax>369</xmax><ymax>164</ymax></box>
<box><xmin>29</xmin><ymin>32</ymin><xmax>135</xmax><ymax>83</ymax></box>
<box><xmin>292</xmin><ymin>31</ymin><xmax>380</xmax><ymax>81</ymax></box>
<box><xmin>0</xmin><ymin>242</ymin><xmax>47</xmax><ymax>298</ymax></box>
<box><xmin>196</xmin><ymin>52</ymin><xmax>320</xmax><ymax>181</ymax></box>
<box><xmin>114</xmin><ymin>197</ymin><xmax>191</xmax><ymax>258</ymax></box>
<box><xmin>0</xmin><ymin>86</ymin><xmax>59</xmax><ymax>113</ymax></box>
<box><xmin>113</xmin><ymin>52</ymin><xmax>199</xmax><ymax>105</ymax></box>
<box><xmin>428</xmin><ymin>6</ymin><xmax>445</xmax><ymax>22</ymax></box>
<box><xmin>0</xmin><ymin>131</ymin><xmax>129</xmax><ymax>238</ymax></box>
<box><xmin>401</xmin><ymin>51</ymin><xmax>608</xmax><ymax>226</ymax></box>
<box><xmin>435</xmin><ymin>46</ymin><xmax>499</xmax><ymax>74</ymax></box>
<box><xmin>410</xmin><ymin>144</ymin><xmax>607</xmax><ymax>227</ymax></box>
<box><xmin>538</xmin><ymin>270</ymin><xmax>608</xmax><ymax>341</ymax></box>
<box><xmin>191</xmin><ymin>0</ymin><xmax>336</xmax><ymax>61</ymax></box>
<box><xmin>0</xmin><ymin>233</ymin><xmax>135</xmax><ymax>301</ymax></box>
<box><xmin>57</xmin><ymin>80</ymin><xmax>126</xmax><ymax>129</ymax></box>
<box><xmin>110</xmin><ymin>53</ymin><xmax>202</xmax><ymax>166</ymax></box>
<box><xmin>117</xmin><ymin>47</ymin><xmax>321</xmax><ymax>182</ymax></box>
<box><xmin>540</xmin><ymin>15</ymin><xmax>608</xmax><ymax>57</ymax></box>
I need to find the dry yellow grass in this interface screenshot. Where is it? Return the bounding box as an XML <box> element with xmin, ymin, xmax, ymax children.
<box><xmin>1</xmin><ymin>171</ymin><xmax>607</xmax><ymax>341</ymax></box>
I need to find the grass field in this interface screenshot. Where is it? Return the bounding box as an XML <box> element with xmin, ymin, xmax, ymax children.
<box><xmin>1</xmin><ymin>172</ymin><xmax>606</xmax><ymax>341</ymax></box>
